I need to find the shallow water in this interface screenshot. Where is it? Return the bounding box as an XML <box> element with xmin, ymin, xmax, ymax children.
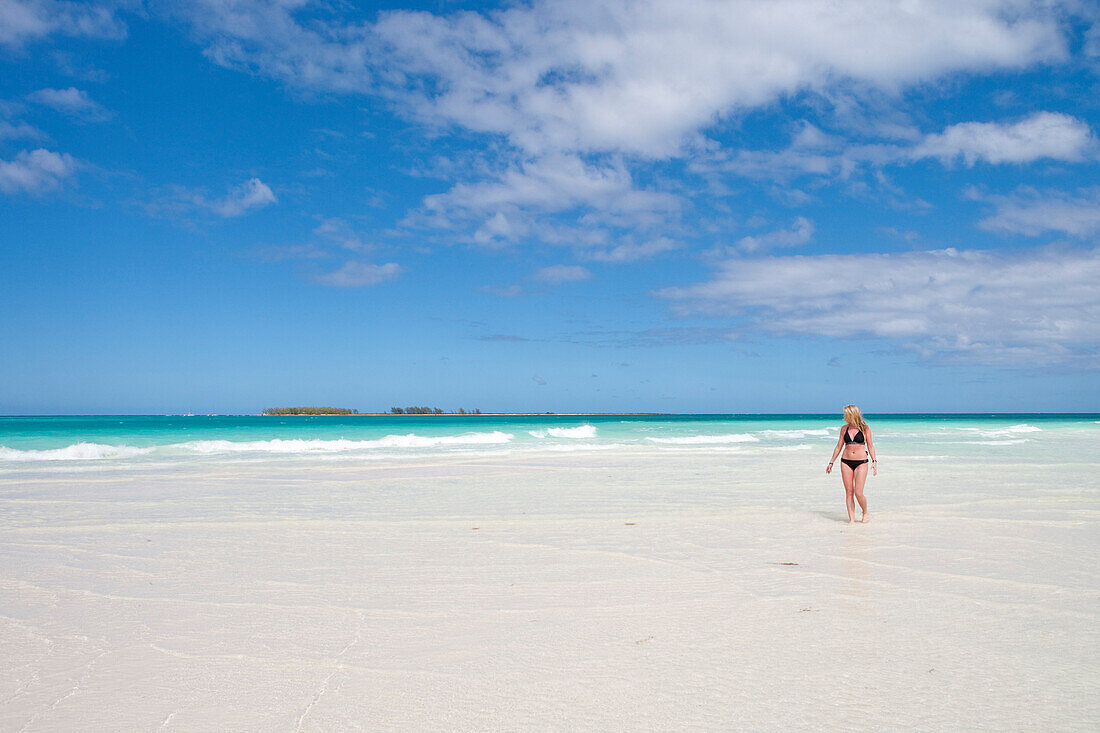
<box><xmin>1</xmin><ymin>415</ymin><xmax>1097</xmax><ymax>730</ymax></box>
<box><xmin>1</xmin><ymin>413</ymin><xmax>1096</xmax><ymax>466</ymax></box>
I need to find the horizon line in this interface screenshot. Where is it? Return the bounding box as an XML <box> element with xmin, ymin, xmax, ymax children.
<box><xmin>2</xmin><ymin>412</ymin><xmax>1099</xmax><ymax>418</ymax></box>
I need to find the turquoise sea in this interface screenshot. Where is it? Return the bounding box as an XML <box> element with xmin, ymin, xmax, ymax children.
<box><xmin>2</xmin><ymin>413</ymin><xmax>1097</xmax><ymax>465</ymax></box>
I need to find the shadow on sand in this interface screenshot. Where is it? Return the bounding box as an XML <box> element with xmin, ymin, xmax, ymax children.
<box><xmin>814</xmin><ymin>511</ymin><xmax>854</xmax><ymax>524</ymax></box>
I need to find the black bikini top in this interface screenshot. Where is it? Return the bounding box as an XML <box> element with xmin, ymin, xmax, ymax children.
<box><xmin>843</xmin><ymin>427</ymin><xmax>865</xmax><ymax>444</ymax></box>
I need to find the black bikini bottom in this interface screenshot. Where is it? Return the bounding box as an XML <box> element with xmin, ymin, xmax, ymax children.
<box><xmin>841</xmin><ymin>458</ymin><xmax>868</xmax><ymax>470</ymax></box>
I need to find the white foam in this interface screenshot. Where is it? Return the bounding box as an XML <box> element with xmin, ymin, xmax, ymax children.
<box><xmin>647</xmin><ymin>433</ymin><xmax>760</xmax><ymax>444</ymax></box>
<box><xmin>0</xmin><ymin>432</ymin><xmax>516</xmax><ymax>461</ymax></box>
<box><xmin>176</xmin><ymin>432</ymin><xmax>515</xmax><ymax>454</ymax></box>
<box><xmin>954</xmin><ymin>439</ymin><xmax>1030</xmax><ymax>446</ymax></box>
<box><xmin>759</xmin><ymin>429</ymin><xmax>831</xmax><ymax>438</ymax></box>
<box><xmin>0</xmin><ymin>443</ymin><xmax>154</xmax><ymax>461</ymax></box>
<box><xmin>958</xmin><ymin>424</ymin><xmax>1042</xmax><ymax>438</ymax></box>
<box><xmin>528</xmin><ymin>425</ymin><xmax>598</xmax><ymax>439</ymax></box>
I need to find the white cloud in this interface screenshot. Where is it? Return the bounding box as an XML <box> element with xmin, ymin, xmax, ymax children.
<box><xmin>0</xmin><ymin>101</ymin><xmax>44</xmax><ymax>141</ymax></box>
<box><xmin>1083</xmin><ymin>22</ymin><xmax>1100</xmax><ymax>72</ymax></box>
<box><xmin>879</xmin><ymin>226</ymin><xmax>921</xmax><ymax>243</ymax></box>
<box><xmin>0</xmin><ymin>148</ymin><xmax>77</xmax><ymax>193</ymax></box>
<box><xmin>50</xmin><ymin>49</ymin><xmax>111</xmax><ymax>82</ymax></box>
<box><xmin>0</xmin><ymin>119</ymin><xmax>41</xmax><ymax>140</ymax></box>
<box><xmin>0</xmin><ymin>0</ymin><xmax>128</xmax><ymax>49</ymax></box>
<box><xmin>472</xmin><ymin>211</ymin><xmax>517</xmax><ymax>246</ymax></box>
<box><xmin>705</xmin><ymin>112</ymin><xmax>1095</xmax><ymax>186</ymax></box>
<box><xmin>174</xmin><ymin>0</ymin><xmax>374</xmax><ymax>93</ymax></box>
<box><xmin>699</xmin><ymin>125</ymin><xmax>865</xmax><ymax>181</ymax></box>
<box><xmin>410</xmin><ymin>152</ymin><xmax>682</xmax><ymax>256</ymax></box>
<box><xmin>251</xmin><ymin>216</ymin><xmax>370</xmax><ymax>263</ymax></box>
<box><xmin>735</xmin><ymin>217</ymin><xmax>814</xmax><ymax>253</ymax></box>
<box><xmin>211</xmin><ymin>177</ymin><xmax>276</xmax><ymax>217</ymax></box>
<box><xmin>173</xmin><ymin>0</ymin><xmax>1078</xmax><ymax>251</ymax></box>
<box><xmin>910</xmin><ymin>112</ymin><xmax>1095</xmax><ymax>166</ymax></box>
<box><xmin>144</xmin><ymin>177</ymin><xmax>277</xmax><ymax>220</ymax></box>
<box><xmin>313</xmin><ymin>217</ymin><xmax>370</xmax><ymax>251</ymax></box>
<box><xmin>659</xmin><ymin>245</ymin><xmax>1100</xmax><ymax>366</ymax></box>
<box><xmin>179</xmin><ymin>0</ymin><xmax>1068</xmax><ymax>156</ymax></box>
<box><xmin>27</xmin><ymin>86</ymin><xmax>113</xmax><ymax>121</ymax></box>
<box><xmin>422</xmin><ymin>153</ymin><xmax>679</xmax><ymax>228</ymax></box>
<box><xmin>534</xmin><ymin>264</ymin><xmax>591</xmax><ymax>284</ymax></box>
<box><xmin>313</xmin><ymin>261</ymin><xmax>403</xmax><ymax>287</ymax></box>
<box><xmin>974</xmin><ymin>187</ymin><xmax>1100</xmax><ymax>237</ymax></box>
<box><xmin>583</xmin><ymin>237</ymin><xmax>682</xmax><ymax>263</ymax></box>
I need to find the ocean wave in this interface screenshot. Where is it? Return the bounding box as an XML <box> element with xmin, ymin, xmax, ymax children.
<box><xmin>528</xmin><ymin>425</ymin><xmax>597</xmax><ymax>439</ymax></box>
<box><xmin>957</xmin><ymin>423</ymin><xmax>1041</xmax><ymax>438</ymax></box>
<box><xmin>176</xmin><ymin>432</ymin><xmax>515</xmax><ymax>453</ymax></box>
<box><xmin>952</xmin><ymin>438</ymin><xmax>1030</xmax><ymax>446</ymax></box>
<box><xmin>0</xmin><ymin>442</ymin><xmax>154</xmax><ymax>461</ymax></box>
<box><xmin>646</xmin><ymin>433</ymin><xmax>760</xmax><ymax>444</ymax></box>
<box><xmin>0</xmin><ymin>432</ymin><xmax>516</xmax><ymax>461</ymax></box>
<box><xmin>758</xmin><ymin>429</ymin><xmax>832</xmax><ymax>438</ymax></box>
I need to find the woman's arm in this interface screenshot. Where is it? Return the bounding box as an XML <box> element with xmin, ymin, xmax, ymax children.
<box><xmin>826</xmin><ymin>429</ymin><xmax>844</xmax><ymax>473</ymax></box>
<box><xmin>866</xmin><ymin>428</ymin><xmax>877</xmax><ymax>475</ymax></box>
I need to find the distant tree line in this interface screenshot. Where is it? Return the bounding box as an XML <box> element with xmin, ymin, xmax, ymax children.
<box><xmin>263</xmin><ymin>407</ymin><xmax>358</xmax><ymax>415</ymax></box>
<box><xmin>390</xmin><ymin>407</ymin><xmax>482</xmax><ymax>414</ymax></box>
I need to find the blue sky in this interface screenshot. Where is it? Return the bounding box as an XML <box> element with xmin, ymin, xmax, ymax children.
<box><xmin>2</xmin><ymin>0</ymin><xmax>1099</xmax><ymax>414</ymax></box>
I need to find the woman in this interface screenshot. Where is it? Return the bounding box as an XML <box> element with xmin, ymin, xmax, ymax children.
<box><xmin>826</xmin><ymin>405</ymin><xmax>877</xmax><ymax>523</ymax></box>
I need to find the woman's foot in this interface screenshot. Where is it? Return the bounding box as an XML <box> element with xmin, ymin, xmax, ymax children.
<box><xmin>860</xmin><ymin>514</ymin><xmax>871</xmax><ymax>523</ymax></box>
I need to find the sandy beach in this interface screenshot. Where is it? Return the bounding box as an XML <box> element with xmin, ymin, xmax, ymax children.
<box><xmin>2</xmin><ymin>438</ymin><xmax>1097</xmax><ymax>731</ymax></box>
<box><xmin>7</xmin><ymin>0</ymin><xmax>1100</xmax><ymax>727</ymax></box>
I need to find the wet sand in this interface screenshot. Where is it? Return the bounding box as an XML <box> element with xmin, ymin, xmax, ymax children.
<box><xmin>1</xmin><ymin>450</ymin><xmax>1097</xmax><ymax>730</ymax></box>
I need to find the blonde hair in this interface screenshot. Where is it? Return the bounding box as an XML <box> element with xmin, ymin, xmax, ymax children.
<box><xmin>844</xmin><ymin>405</ymin><xmax>869</xmax><ymax>434</ymax></box>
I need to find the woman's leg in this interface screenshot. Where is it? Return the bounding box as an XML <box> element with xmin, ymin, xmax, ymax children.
<box><xmin>841</xmin><ymin>462</ymin><xmax>855</xmax><ymax>523</ymax></box>
<box><xmin>853</xmin><ymin>463</ymin><xmax>870</xmax><ymax>522</ymax></box>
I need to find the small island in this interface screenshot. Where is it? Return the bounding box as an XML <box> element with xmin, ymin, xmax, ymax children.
<box><xmin>262</xmin><ymin>407</ymin><xmax>358</xmax><ymax>415</ymax></box>
<box><xmin>390</xmin><ymin>407</ymin><xmax>481</xmax><ymax>414</ymax></box>
<box><xmin>260</xmin><ymin>406</ymin><xmax>485</xmax><ymax>415</ymax></box>
<box><xmin>260</xmin><ymin>407</ymin><xmax>668</xmax><ymax>416</ymax></box>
